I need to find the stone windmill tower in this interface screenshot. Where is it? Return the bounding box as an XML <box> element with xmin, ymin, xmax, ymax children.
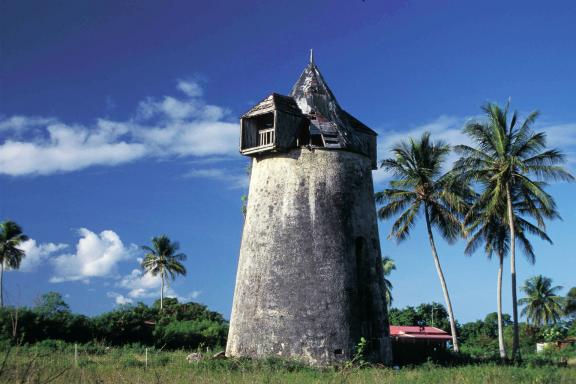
<box><xmin>226</xmin><ymin>53</ymin><xmax>392</xmax><ymax>365</ymax></box>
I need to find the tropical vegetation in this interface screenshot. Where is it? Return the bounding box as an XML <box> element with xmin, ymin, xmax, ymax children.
<box><xmin>0</xmin><ymin>293</ymin><xmax>227</xmax><ymax>349</ymax></box>
<box><xmin>0</xmin><ymin>220</ymin><xmax>29</xmax><ymax>308</ymax></box>
<box><xmin>565</xmin><ymin>287</ymin><xmax>576</xmax><ymax>319</ymax></box>
<box><xmin>381</xmin><ymin>256</ymin><xmax>395</xmax><ymax>308</ymax></box>
<box><xmin>376</xmin><ymin>132</ymin><xmax>468</xmax><ymax>351</ymax></box>
<box><xmin>388</xmin><ymin>302</ymin><xmax>450</xmax><ymax>332</ymax></box>
<box><xmin>519</xmin><ymin>275</ymin><xmax>565</xmax><ymax>327</ymax></box>
<box><xmin>141</xmin><ymin>235</ymin><xmax>188</xmax><ymax>310</ymax></box>
<box><xmin>453</xmin><ymin>102</ymin><xmax>573</xmax><ymax>359</ymax></box>
<box><xmin>463</xmin><ymin>195</ymin><xmax>552</xmax><ymax>359</ymax></box>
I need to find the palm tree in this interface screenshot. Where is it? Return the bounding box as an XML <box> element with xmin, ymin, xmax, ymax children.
<box><xmin>141</xmin><ymin>235</ymin><xmax>187</xmax><ymax>310</ymax></box>
<box><xmin>519</xmin><ymin>275</ymin><xmax>564</xmax><ymax>327</ymax></box>
<box><xmin>454</xmin><ymin>102</ymin><xmax>573</xmax><ymax>359</ymax></box>
<box><xmin>0</xmin><ymin>221</ymin><xmax>29</xmax><ymax>307</ymax></box>
<box><xmin>376</xmin><ymin>132</ymin><xmax>468</xmax><ymax>352</ymax></box>
<box><xmin>381</xmin><ymin>257</ymin><xmax>396</xmax><ymax>308</ymax></box>
<box><xmin>465</xmin><ymin>205</ymin><xmax>551</xmax><ymax>359</ymax></box>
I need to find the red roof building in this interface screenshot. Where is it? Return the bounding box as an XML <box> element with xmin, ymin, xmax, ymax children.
<box><xmin>390</xmin><ymin>326</ymin><xmax>452</xmax><ymax>341</ymax></box>
<box><xmin>389</xmin><ymin>326</ymin><xmax>453</xmax><ymax>364</ymax></box>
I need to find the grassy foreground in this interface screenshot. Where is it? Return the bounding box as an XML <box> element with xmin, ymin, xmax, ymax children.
<box><xmin>1</xmin><ymin>348</ymin><xmax>575</xmax><ymax>384</ymax></box>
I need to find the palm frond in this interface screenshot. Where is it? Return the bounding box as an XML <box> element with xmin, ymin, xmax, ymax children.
<box><xmin>388</xmin><ymin>201</ymin><xmax>421</xmax><ymax>242</ymax></box>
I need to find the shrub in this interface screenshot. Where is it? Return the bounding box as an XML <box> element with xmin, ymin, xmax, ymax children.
<box><xmin>540</xmin><ymin>324</ymin><xmax>568</xmax><ymax>342</ymax></box>
<box><xmin>34</xmin><ymin>339</ymin><xmax>69</xmax><ymax>352</ymax></box>
<box><xmin>154</xmin><ymin>319</ymin><xmax>228</xmax><ymax>349</ymax></box>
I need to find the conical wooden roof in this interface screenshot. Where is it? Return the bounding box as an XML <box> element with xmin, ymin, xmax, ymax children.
<box><xmin>289</xmin><ymin>59</ymin><xmax>377</xmax><ymax>152</ymax></box>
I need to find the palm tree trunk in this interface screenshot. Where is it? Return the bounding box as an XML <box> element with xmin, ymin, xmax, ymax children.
<box><xmin>506</xmin><ymin>185</ymin><xmax>520</xmax><ymax>360</ymax></box>
<box><xmin>424</xmin><ymin>205</ymin><xmax>460</xmax><ymax>352</ymax></box>
<box><xmin>160</xmin><ymin>275</ymin><xmax>164</xmax><ymax>310</ymax></box>
<box><xmin>0</xmin><ymin>263</ymin><xmax>3</xmax><ymax>308</ymax></box>
<box><xmin>497</xmin><ymin>251</ymin><xmax>506</xmax><ymax>360</ymax></box>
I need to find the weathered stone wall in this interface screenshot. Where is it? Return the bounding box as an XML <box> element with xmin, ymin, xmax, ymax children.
<box><xmin>226</xmin><ymin>148</ymin><xmax>392</xmax><ymax>365</ymax></box>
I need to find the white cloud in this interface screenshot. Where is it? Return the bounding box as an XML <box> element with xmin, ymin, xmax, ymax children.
<box><xmin>107</xmin><ymin>291</ymin><xmax>134</xmax><ymax>305</ymax></box>
<box><xmin>50</xmin><ymin>228</ymin><xmax>137</xmax><ymax>283</ymax></box>
<box><xmin>137</xmin><ymin>96</ymin><xmax>200</xmax><ymax>120</ymax></box>
<box><xmin>116</xmin><ymin>267</ymin><xmax>201</xmax><ymax>303</ymax></box>
<box><xmin>0</xmin><ymin>116</ymin><xmax>56</xmax><ymax>132</ymax></box>
<box><xmin>118</xmin><ymin>268</ymin><xmax>161</xmax><ymax>299</ymax></box>
<box><xmin>373</xmin><ymin>115</ymin><xmax>469</xmax><ymax>185</ymax></box>
<box><xmin>0</xmin><ymin>81</ymin><xmax>238</xmax><ymax>178</ymax></box>
<box><xmin>539</xmin><ymin>123</ymin><xmax>576</xmax><ymax>148</ymax></box>
<box><xmin>14</xmin><ymin>239</ymin><xmax>68</xmax><ymax>272</ymax></box>
<box><xmin>134</xmin><ymin>120</ymin><xmax>237</xmax><ymax>157</ymax></box>
<box><xmin>539</xmin><ymin>123</ymin><xmax>576</xmax><ymax>169</ymax></box>
<box><xmin>185</xmin><ymin>290</ymin><xmax>202</xmax><ymax>300</ymax></box>
<box><xmin>0</xmin><ymin>118</ymin><xmax>148</xmax><ymax>176</ymax></box>
<box><xmin>177</xmin><ymin>79</ymin><xmax>203</xmax><ymax>98</ymax></box>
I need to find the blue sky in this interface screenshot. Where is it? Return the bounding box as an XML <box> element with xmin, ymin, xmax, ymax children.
<box><xmin>1</xmin><ymin>0</ymin><xmax>574</xmax><ymax>322</ymax></box>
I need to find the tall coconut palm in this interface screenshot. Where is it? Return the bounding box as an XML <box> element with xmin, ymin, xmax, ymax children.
<box><xmin>0</xmin><ymin>221</ymin><xmax>29</xmax><ymax>307</ymax></box>
<box><xmin>376</xmin><ymin>132</ymin><xmax>468</xmax><ymax>352</ymax></box>
<box><xmin>465</xmin><ymin>204</ymin><xmax>551</xmax><ymax>359</ymax></box>
<box><xmin>519</xmin><ymin>275</ymin><xmax>564</xmax><ymax>327</ymax></box>
<box><xmin>141</xmin><ymin>235</ymin><xmax>187</xmax><ymax>310</ymax></box>
<box><xmin>381</xmin><ymin>256</ymin><xmax>396</xmax><ymax>308</ymax></box>
<box><xmin>454</xmin><ymin>102</ymin><xmax>573</xmax><ymax>359</ymax></box>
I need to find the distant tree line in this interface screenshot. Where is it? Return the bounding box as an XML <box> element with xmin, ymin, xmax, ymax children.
<box><xmin>389</xmin><ymin>297</ymin><xmax>576</xmax><ymax>358</ymax></box>
<box><xmin>0</xmin><ymin>292</ymin><xmax>228</xmax><ymax>350</ymax></box>
<box><xmin>389</xmin><ymin>302</ymin><xmax>451</xmax><ymax>332</ymax></box>
<box><xmin>1</xmin><ymin>289</ymin><xmax>574</xmax><ymax>360</ymax></box>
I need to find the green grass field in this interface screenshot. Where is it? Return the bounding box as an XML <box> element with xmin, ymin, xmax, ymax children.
<box><xmin>1</xmin><ymin>347</ymin><xmax>575</xmax><ymax>384</ymax></box>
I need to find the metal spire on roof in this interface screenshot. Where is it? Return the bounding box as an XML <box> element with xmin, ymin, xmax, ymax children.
<box><xmin>291</xmin><ymin>51</ymin><xmax>339</xmax><ymax>113</ymax></box>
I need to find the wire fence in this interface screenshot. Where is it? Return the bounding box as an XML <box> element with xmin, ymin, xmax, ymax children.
<box><xmin>0</xmin><ymin>344</ymin><xmax>260</xmax><ymax>384</ymax></box>
<box><xmin>3</xmin><ymin>344</ymin><xmax>215</xmax><ymax>371</ymax></box>
<box><xmin>0</xmin><ymin>344</ymin><xmax>328</xmax><ymax>384</ymax></box>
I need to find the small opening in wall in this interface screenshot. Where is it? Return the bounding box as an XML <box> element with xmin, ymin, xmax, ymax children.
<box><xmin>310</xmin><ymin>134</ymin><xmax>323</xmax><ymax>146</ymax></box>
<box><xmin>334</xmin><ymin>349</ymin><xmax>343</xmax><ymax>355</ymax></box>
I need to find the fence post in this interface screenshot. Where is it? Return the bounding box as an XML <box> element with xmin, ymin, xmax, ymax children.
<box><xmin>145</xmin><ymin>348</ymin><xmax>148</xmax><ymax>368</ymax></box>
<box><xmin>74</xmin><ymin>343</ymin><xmax>78</xmax><ymax>367</ymax></box>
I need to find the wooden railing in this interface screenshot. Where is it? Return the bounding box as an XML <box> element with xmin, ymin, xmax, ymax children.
<box><xmin>258</xmin><ymin>128</ymin><xmax>275</xmax><ymax>147</ymax></box>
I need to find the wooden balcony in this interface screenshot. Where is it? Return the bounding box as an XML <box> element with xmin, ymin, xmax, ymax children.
<box><xmin>241</xmin><ymin>128</ymin><xmax>275</xmax><ymax>155</ymax></box>
<box><xmin>258</xmin><ymin>128</ymin><xmax>275</xmax><ymax>146</ymax></box>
